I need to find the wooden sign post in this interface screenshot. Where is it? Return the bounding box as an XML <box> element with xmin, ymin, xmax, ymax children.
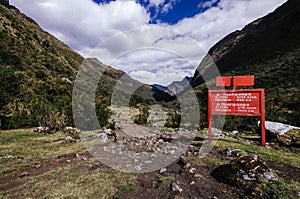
<box><xmin>208</xmin><ymin>75</ymin><xmax>266</xmax><ymax>146</ymax></box>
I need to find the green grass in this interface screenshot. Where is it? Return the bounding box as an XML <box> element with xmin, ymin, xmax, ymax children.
<box><xmin>193</xmin><ymin>130</ymin><xmax>300</xmax><ymax>168</ymax></box>
<box><xmin>0</xmin><ymin>129</ymin><xmax>137</xmax><ymax>198</ymax></box>
<box><xmin>4</xmin><ymin>164</ymin><xmax>136</xmax><ymax>198</ymax></box>
<box><xmin>0</xmin><ymin>129</ymin><xmax>85</xmax><ymax>159</ymax></box>
<box><xmin>215</xmin><ymin>137</ymin><xmax>300</xmax><ymax>168</ymax></box>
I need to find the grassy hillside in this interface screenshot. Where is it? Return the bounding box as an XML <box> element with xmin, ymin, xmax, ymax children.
<box><xmin>0</xmin><ymin>4</ymin><xmax>83</xmax><ymax>129</ymax></box>
<box><xmin>0</xmin><ymin>5</ymin><xmax>169</xmax><ymax>130</ymax></box>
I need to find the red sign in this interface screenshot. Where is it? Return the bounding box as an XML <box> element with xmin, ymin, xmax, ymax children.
<box><xmin>216</xmin><ymin>75</ymin><xmax>255</xmax><ymax>89</ymax></box>
<box><xmin>208</xmin><ymin>76</ymin><xmax>266</xmax><ymax>146</ymax></box>
<box><xmin>210</xmin><ymin>90</ymin><xmax>262</xmax><ymax>115</ymax></box>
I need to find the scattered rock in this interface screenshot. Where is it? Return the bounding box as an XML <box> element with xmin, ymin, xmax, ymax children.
<box><xmin>223</xmin><ymin>148</ymin><xmax>247</xmax><ymax>157</ymax></box>
<box><xmin>194</xmin><ymin>174</ymin><xmax>204</xmax><ymax>179</ymax></box>
<box><xmin>66</xmin><ymin>160</ymin><xmax>71</xmax><ymax>163</ymax></box>
<box><xmin>159</xmin><ymin>168</ymin><xmax>167</xmax><ymax>174</ymax></box>
<box><xmin>94</xmin><ymin>133</ymin><xmax>108</xmax><ymax>142</ymax></box>
<box><xmin>232</xmin><ymin>130</ymin><xmax>239</xmax><ymax>135</ymax></box>
<box><xmin>171</xmin><ymin>183</ymin><xmax>183</xmax><ymax>193</ymax></box>
<box><xmin>33</xmin><ymin>126</ymin><xmax>51</xmax><ymax>134</ymax></box>
<box><xmin>65</xmin><ymin>136</ymin><xmax>75</xmax><ymax>142</ymax></box>
<box><xmin>0</xmin><ymin>155</ymin><xmax>16</xmax><ymax>160</ymax></box>
<box><xmin>190</xmin><ymin>181</ymin><xmax>196</xmax><ymax>185</ymax></box>
<box><xmin>62</xmin><ymin>77</ymin><xmax>72</xmax><ymax>84</ymax></box>
<box><xmin>20</xmin><ymin>158</ymin><xmax>32</xmax><ymax>163</ymax></box>
<box><xmin>184</xmin><ymin>163</ymin><xmax>192</xmax><ymax>168</ymax></box>
<box><xmin>135</xmin><ymin>165</ymin><xmax>142</xmax><ymax>171</ymax></box>
<box><xmin>19</xmin><ymin>172</ymin><xmax>29</xmax><ymax>177</ymax></box>
<box><xmin>88</xmin><ymin>164</ymin><xmax>96</xmax><ymax>170</ymax></box>
<box><xmin>33</xmin><ymin>164</ymin><xmax>41</xmax><ymax>169</ymax></box>
<box><xmin>76</xmin><ymin>154</ymin><xmax>87</xmax><ymax>161</ymax></box>
<box><xmin>189</xmin><ymin>168</ymin><xmax>196</xmax><ymax>174</ymax></box>
<box><xmin>64</xmin><ymin>127</ymin><xmax>80</xmax><ymax>135</ymax></box>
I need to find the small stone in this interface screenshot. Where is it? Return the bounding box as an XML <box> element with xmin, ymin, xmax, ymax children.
<box><xmin>159</xmin><ymin>168</ymin><xmax>167</xmax><ymax>173</ymax></box>
<box><xmin>171</xmin><ymin>183</ymin><xmax>183</xmax><ymax>193</ymax></box>
<box><xmin>194</xmin><ymin>174</ymin><xmax>203</xmax><ymax>179</ymax></box>
<box><xmin>184</xmin><ymin>163</ymin><xmax>192</xmax><ymax>168</ymax></box>
<box><xmin>66</xmin><ymin>159</ymin><xmax>71</xmax><ymax>163</ymax></box>
<box><xmin>87</xmin><ymin>164</ymin><xmax>95</xmax><ymax>170</ymax></box>
<box><xmin>189</xmin><ymin>168</ymin><xmax>196</xmax><ymax>174</ymax></box>
<box><xmin>19</xmin><ymin>172</ymin><xmax>29</xmax><ymax>177</ymax></box>
<box><xmin>232</xmin><ymin>130</ymin><xmax>239</xmax><ymax>135</ymax></box>
<box><xmin>65</xmin><ymin>136</ymin><xmax>73</xmax><ymax>141</ymax></box>
<box><xmin>76</xmin><ymin>154</ymin><xmax>87</xmax><ymax>161</ymax></box>
<box><xmin>135</xmin><ymin>165</ymin><xmax>142</xmax><ymax>171</ymax></box>
<box><xmin>21</xmin><ymin>158</ymin><xmax>32</xmax><ymax>163</ymax></box>
<box><xmin>190</xmin><ymin>181</ymin><xmax>196</xmax><ymax>185</ymax></box>
<box><xmin>33</xmin><ymin>164</ymin><xmax>41</xmax><ymax>169</ymax></box>
<box><xmin>150</xmin><ymin>153</ymin><xmax>157</xmax><ymax>158</ymax></box>
<box><xmin>170</xmin><ymin>150</ymin><xmax>176</xmax><ymax>154</ymax></box>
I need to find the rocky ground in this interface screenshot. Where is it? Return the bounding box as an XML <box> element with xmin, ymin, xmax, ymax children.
<box><xmin>0</xmin><ymin>125</ymin><xmax>299</xmax><ymax>198</ymax></box>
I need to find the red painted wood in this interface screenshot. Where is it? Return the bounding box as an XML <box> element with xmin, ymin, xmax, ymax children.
<box><xmin>261</xmin><ymin>89</ymin><xmax>266</xmax><ymax>146</ymax></box>
<box><xmin>208</xmin><ymin>91</ymin><xmax>212</xmax><ymax>141</ymax></box>
<box><xmin>208</xmin><ymin>77</ymin><xmax>265</xmax><ymax>146</ymax></box>
<box><xmin>216</xmin><ymin>76</ymin><xmax>232</xmax><ymax>87</ymax></box>
<box><xmin>233</xmin><ymin>75</ymin><xmax>254</xmax><ymax>87</ymax></box>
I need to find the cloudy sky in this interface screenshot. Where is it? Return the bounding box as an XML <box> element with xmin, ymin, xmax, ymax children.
<box><xmin>11</xmin><ymin>0</ymin><xmax>287</xmax><ymax>85</ymax></box>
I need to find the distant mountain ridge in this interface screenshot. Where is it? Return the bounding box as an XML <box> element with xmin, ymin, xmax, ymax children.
<box><xmin>153</xmin><ymin>76</ymin><xmax>192</xmax><ymax>95</ymax></box>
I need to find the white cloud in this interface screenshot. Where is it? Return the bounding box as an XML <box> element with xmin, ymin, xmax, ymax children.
<box><xmin>170</xmin><ymin>0</ymin><xmax>287</xmax><ymax>52</ymax></box>
<box><xmin>10</xmin><ymin>0</ymin><xmax>150</xmax><ymax>52</ymax></box>
<box><xmin>161</xmin><ymin>0</ymin><xmax>181</xmax><ymax>13</ymax></box>
<box><xmin>149</xmin><ymin>0</ymin><xmax>165</xmax><ymax>7</ymax></box>
<box><xmin>198</xmin><ymin>0</ymin><xmax>219</xmax><ymax>9</ymax></box>
<box><xmin>10</xmin><ymin>0</ymin><xmax>287</xmax><ymax>85</ymax></box>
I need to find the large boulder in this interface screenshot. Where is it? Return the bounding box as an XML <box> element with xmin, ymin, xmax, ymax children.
<box><xmin>230</xmin><ymin>155</ymin><xmax>276</xmax><ymax>181</ymax></box>
<box><xmin>211</xmin><ymin>155</ymin><xmax>276</xmax><ymax>186</ymax></box>
<box><xmin>261</xmin><ymin>121</ymin><xmax>300</xmax><ymax>136</ymax></box>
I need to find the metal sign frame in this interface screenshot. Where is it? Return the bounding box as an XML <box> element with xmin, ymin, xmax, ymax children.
<box><xmin>208</xmin><ymin>76</ymin><xmax>266</xmax><ymax>146</ymax></box>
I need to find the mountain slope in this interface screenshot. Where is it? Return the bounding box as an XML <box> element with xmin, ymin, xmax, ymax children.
<box><xmin>0</xmin><ymin>4</ymin><xmax>170</xmax><ymax>130</ymax></box>
<box><xmin>192</xmin><ymin>0</ymin><xmax>300</xmax><ymax>86</ymax></box>
<box><xmin>190</xmin><ymin>0</ymin><xmax>300</xmax><ymax>127</ymax></box>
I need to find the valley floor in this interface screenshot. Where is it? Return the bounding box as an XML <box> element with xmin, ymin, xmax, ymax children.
<box><xmin>0</xmin><ymin>127</ymin><xmax>299</xmax><ymax>199</ymax></box>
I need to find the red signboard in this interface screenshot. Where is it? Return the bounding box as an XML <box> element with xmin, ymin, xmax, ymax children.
<box><xmin>208</xmin><ymin>76</ymin><xmax>266</xmax><ymax>146</ymax></box>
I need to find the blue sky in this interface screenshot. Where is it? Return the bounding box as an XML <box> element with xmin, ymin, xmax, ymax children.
<box><xmin>93</xmin><ymin>0</ymin><xmax>221</xmax><ymax>24</ymax></box>
<box><xmin>11</xmin><ymin>0</ymin><xmax>287</xmax><ymax>85</ymax></box>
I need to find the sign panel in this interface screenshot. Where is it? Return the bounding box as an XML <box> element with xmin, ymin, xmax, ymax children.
<box><xmin>210</xmin><ymin>90</ymin><xmax>262</xmax><ymax>115</ymax></box>
<box><xmin>208</xmin><ymin>76</ymin><xmax>266</xmax><ymax>146</ymax></box>
<box><xmin>212</xmin><ymin>102</ymin><xmax>260</xmax><ymax>114</ymax></box>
